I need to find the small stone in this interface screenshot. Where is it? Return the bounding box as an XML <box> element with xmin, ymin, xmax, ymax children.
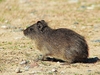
<box><xmin>73</xmin><ymin>22</ymin><xmax>79</xmax><ymax>25</ymax></box>
<box><xmin>88</xmin><ymin>70</ymin><xmax>92</xmax><ymax>72</ymax></box>
<box><xmin>52</xmin><ymin>68</ymin><xmax>57</xmax><ymax>72</ymax></box>
<box><xmin>19</xmin><ymin>0</ymin><xmax>29</xmax><ymax>3</ymax></box>
<box><xmin>5</xmin><ymin>20</ymin><xmax>9</xmax><ymax>23</ymax></box>
<box><xmin>78</xmin><ymin>5</ymin><xmax>86</xmax><ymax>10</ymax></box>
<box><xmin>15</xmin><ymin>36</ymin><xmax>23</xmax><ymax>40</ymax></box>
<box><xmin>1</xmin><ymin>25</ymin><xmax>9</xmax><ymax>29</ymax></box>
<box><xmin>68</xmin><ymin>0</ymin><xmax>78</xmax><ymax>3</ymax></box>
<box><xmin>24</xmin><ymin>66</ymin><xmax>30</xmax><ymax>71</ymax></box>
<box><xmin>81</xmin><ymin>26</ymin><xmax>86</xmax><ymax>29</ymax></box>
<box><xmin>29</xmin><ymin>71</ymin><xmax>41</xmax><ymax>74</ymax></box>
<box><xmin>15</xmin><ymin>67</ymin><xmax>21</xmax><ymax>73</ymax></box>
<box><xmin>81</xmin><ymin>5</ymin><xmax>86</xmax><ymax>9</ymax></box>
<box><xmin>20</xmin><ymin>60</ymin><xmax>28</xmax><ymax>65</ymax></box>
<box><xmin>13</xmin><ymin>28</ymin><xmax>24</xmax><ymax>32</ymax></box>
<box><xmin>61</xmin><ymin>71</ymin><xmax>65</xmax><ymax>74</ymax></box>
<box><xmin>92</xmin><ymin>40</ymin><xmax>100</xmax><ymax>43</ymax></box>
<box><xmin>57</xmin><ymin>61</ymin><xmax>60</xmax><ymax>64</ymax></box>
<box><xmin>87</xmin><ymin>5</ymin><xmax>95</xmax><ymax>10</ymax></box>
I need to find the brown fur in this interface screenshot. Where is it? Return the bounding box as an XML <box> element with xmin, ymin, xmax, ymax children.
<box><xmin>23</xmin><ymin>20</ymin><xmax>89</xmax><ymax>63</ymax></box>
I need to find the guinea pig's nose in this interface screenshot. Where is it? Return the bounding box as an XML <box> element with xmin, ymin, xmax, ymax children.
<box><xmin>23</xmin><ymin>29</ymin><xmax>27</xmax><ymax>35</ymax></box>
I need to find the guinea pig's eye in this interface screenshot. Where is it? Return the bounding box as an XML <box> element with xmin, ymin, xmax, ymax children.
<box><xmin>38</xmin><ymin>25</ymin><xmax>41</xmax><ymax>29</ymax></box>
<box><xmin>29</xmin><ymin>28</ymin><xmax>33</xmax><ymax>32</ymax></box>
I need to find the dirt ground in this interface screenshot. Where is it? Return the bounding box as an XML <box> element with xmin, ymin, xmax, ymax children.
<box><xmin>0</xmin><ymin>0</ymin><xmax>100</xmax><ymax>75</ymax></box>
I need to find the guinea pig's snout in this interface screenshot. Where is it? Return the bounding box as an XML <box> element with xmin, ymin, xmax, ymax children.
<box><xmin>23</xmin><ymin>29</ymin><xmax>27</xmax><ymax>36</ymax></box>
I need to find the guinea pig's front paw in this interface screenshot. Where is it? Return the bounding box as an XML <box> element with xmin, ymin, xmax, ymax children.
<box><xmin>37</xmin><ymin>55</ymin><xmax>47</xmax><ymax>61</ymax></box>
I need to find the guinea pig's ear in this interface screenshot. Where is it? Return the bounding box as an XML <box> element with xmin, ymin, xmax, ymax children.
<box><xmin>37</xmin><ymin>21</ymin><xmax>45</xmax><ymax>32</ymax></box>
<box><xmin>41</xmin><ymin>20</ymin><xmax>47</xmax><ymax>25</ymax></box>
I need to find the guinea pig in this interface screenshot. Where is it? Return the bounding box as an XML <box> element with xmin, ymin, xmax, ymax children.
<box><xmin>23</xmin><ymin>20</ymin><xmax>89</xmax><ymax>63</ymax></box>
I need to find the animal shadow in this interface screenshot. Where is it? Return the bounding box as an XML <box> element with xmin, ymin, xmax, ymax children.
<box><xmin>83</xmin><ymin>57</ymin><xmax>100</xmax><ymax>63</ymax></box>
<box><xmin>44</xmin><ymin>57</ymin><xmax>100</xmax><ymax>64</ymax></box>
<box><xmin>44</xmin><ymin>57</ymin><xmax>65</xmax><ymax>63</ymax></box>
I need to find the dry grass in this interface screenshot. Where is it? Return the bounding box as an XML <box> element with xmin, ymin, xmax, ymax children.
<box><xmin>0</xmin><ymin>0</ymin><xmax>100</xmax><ymax>75</ymax></box>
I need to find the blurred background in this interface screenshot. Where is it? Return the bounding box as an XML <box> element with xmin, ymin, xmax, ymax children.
<box><xmin>0</xmin><ymin>0</ymin><xmax>100</xmax><ymax>29</ymax></box>
<box><xmin>0</xmin><ymin>0</ymin><xmax>100</xmax><ymax>75</ymax></box>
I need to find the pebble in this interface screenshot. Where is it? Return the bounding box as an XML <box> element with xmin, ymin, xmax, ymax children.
<box><xmin>88</xmin><ymin>70</ymin><xmax>92</xmax><ymax>72</ymax></box>
<box><xmin>1</xmin><ymin>25</ymin><xmax>24</xmax><ymax>32</ymax></box>
<box><xmin>68</xmin><ymin>0</ymin><xmax>79</xmax><ymax>3</ymax></box>
<box><xmin>14</xmin><ymin>36</ymin><xmax>24</xmax><ymax>40</ymax></box>
<box><xmin>4</xmin><ymin>25</ymin><xmax>16</xmax><ymax>29</ymax></box>
<box><xmin>57</xmin><ymin>61</ymin><xmax>60</xmax><ymax>64</ymax></box>
<box><xmin>92</xmin><ymin>40</ymin><xmax>100</xmax><ymax>43</ymax></box>
<box><xmin>93</xmin><ymin>24</ymin><xmax>100</xmax><ymax>30</ymax></box>
<box><xmin>52</xmin><ymin>68</ymin><xmax>57</xmax><ymax>72</ymax></box>
<box><xmin>15</xmin><ymin>67</ymin><xmax>21</xmax><ymax>73</ymax></box>
<box><xmin>81</xmin><ymin>26</ymin><xmax>86</xmax><ymax>29</ymax></box>
<box><xmin>78</xmin><ymin>5</ymin><xmax>86</xmax><ymax>10</ymax></box>
<box><xmin>24</xmin><ymin>66</ymin><xmax>30</xmax><ymax>71</ymax></box>
<box><xmin>73</xmin><ymin>22</ymin><xmax>79</xmax><ymax>25</ymax></box>
<box><xmin>1</xmin><ymin>25</ymin><xmax>9</xmax><ymax>29</ymax></box>
<box><xmin>13</xmin><ymin>28</ymin><xmax>24</xmax><ymax>32</ymax></box>
<box><xmin>20</xmin><ymin>60</ymin><xmax>28</xmax><ymax>65</ymax></box>
<box><xmin>29</xmin><ymin>71</ymin><xmax>41</xmax><ymax>74</ymax></box>
<box><xmin>61</xmin><ymin>71</ymin><xmax>66</xmax><ymax>74</ymax></box>
<box><xmin>19</xmin><ymin>0</ymin><xmax>29</xmax><ymax>3</ymax></box>
<box><xmin>87</xmin><ymin>5</ymin><xmax>95</xmax><ymax>10</ymax></box>
<box><xmin>0</xmin><ymin>47</ymin><xmax>4</xmax><ymax>50</ymax></box>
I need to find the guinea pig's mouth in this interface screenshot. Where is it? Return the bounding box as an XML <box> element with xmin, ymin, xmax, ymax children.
<box><xmin>23</xmin><ymin>29</ymin><xmax>32</xmax><ymax>39</ymax></box>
